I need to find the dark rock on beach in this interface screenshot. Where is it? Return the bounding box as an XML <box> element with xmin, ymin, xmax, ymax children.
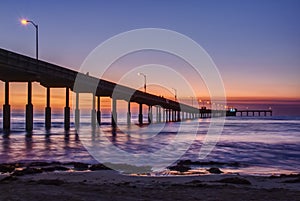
<box><xmin>73</xmin><ymin>162</ymin><xmax>89</xmax><ymax>171</ymax></box>
<box><xmin>89</xmin><ymin>164</ymin><xmax>112</xmax><ymax>171</ymax></box>
<box><xmin>168</xmin><ymin>165</ymin><xmax>191</xmax><ymax>172</ymax></box>
<box><xmin>12</xmin><ymin>167</ymin><xmax>43</xmax><ymax>176</ymax></box>
<box><xmin>40</xmin><ymin>166</ymin><xmax>70</xmax><ymax>172</ymax></box>
<box><xmin>0</xmin><ymin>164</ymin><xmax>15</xmax><ymax>173</ymax></box>
<box><xmin>207</xmin><ymin>167</ymin><xmax>223</xmax><ymax>174</ymax></box>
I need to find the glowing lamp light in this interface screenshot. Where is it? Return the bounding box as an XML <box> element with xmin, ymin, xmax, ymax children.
<box><xmin>21</xmin><ymin>19</ymin><xmax>28</xmax><ymax>25</ymax></box>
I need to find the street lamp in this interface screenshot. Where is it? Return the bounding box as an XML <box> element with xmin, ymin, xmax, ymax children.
<box><xmin>138</xmin><ymin>72</ymin><xmax>146</xmax><ymax>93</ymax></box>
<box><xmin>21</xmin><ymin>19</ymin><xmax>38</xmax><ymax>60</ymax></box>
<box><xmin>171</xmin><ymin>88</ymin><xmax>177</xmax><ymax>101</ymax></box>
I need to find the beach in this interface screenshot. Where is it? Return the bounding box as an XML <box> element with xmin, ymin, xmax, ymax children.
<box><xmin>0</xmin><ymin>115</ymin><xmax>299</xmax><ymax>200</ymax></box>
<box><xmin>1</xmin><ymin>167</ymin><xmax>299</xmax><ymax>201</ymax></box>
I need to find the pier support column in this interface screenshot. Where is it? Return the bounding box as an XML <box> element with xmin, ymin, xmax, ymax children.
<box><xmin>166</xmin><ymin>109</ymin><xmax>168</xmax><ymax>122</ymax></box>
<box><xmin>45</xmin><ymin>87</ymin><xmax>51</xmax><ymax>129</ymax></box>
<box><xmin>162</xmin><ymin>108</ymin><xmax>165</xmax><ymax>122</ymax></box>
<box><xmin>75</xmin><ymin>92</ymin><xmax>80</xmax><ymax>128</ymax></box>
<box><xmin>91</xmin><ymin>95</ymin><xmax>96</xmax><ymax>128</ymax></box>
<box><xmin>111</xmin><ymin>98</ymin><xmax>117</xmax><ymax>127</ymax></box>
<box><xmin>97</xmin><ymin>96</ymin><xmax>101</xmax><ymax>125</ymax></box>
<box><xmin>138</xmin><ymin>103</ymin><xmax>143</xmax><ymax>125</ymax></box>
<box><xmin>169</xmin><ymin>109</ymin><xmax>171</xmax><ymax>122</ymax></box>
<box><xmin>127</xmin><ymin>101</ymin><xmax>131</xmax><ymax>126</ymax></box>
<box><xmin>158</xmin><ymin>106</ymin><xmax>162</xmax><ymax>123</ymax></box>
<box><xmin>172</xmin><ymin>111</ymin><xmax>174</xmax><ymax>122</ymax></box>
<box><xmin>148</xmin><ymin>106</ymin><xmax>152</xmax><ymax>124</ymax></box>
<box><xmin>3</xmin><ymin>81</ymin><xmax>10</xmax><ymax>130</ymax></box>
<box><xmin>177</xmin><ymin>111</ymin><xmax>181</xmax><ymax>121</ymax></box>
<box><xmin>26</xmin><ymin>82</ymin><xmax>33</xmax><ymax>131</ymax></box>
<box><xmin>156</xmin><ymin>106</ymin><xmax>159</xmax><ymax>123</ymax></box>
<box><xmin>64</xmin><ymin>87</ymin><xmax>70</xmax><ymax>131</ymax></box>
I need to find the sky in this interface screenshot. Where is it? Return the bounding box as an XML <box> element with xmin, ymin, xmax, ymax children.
<box><xmin>0</xmin><ymin>0</ymin><xmax>300</xmax><ymax>110</ymax></box>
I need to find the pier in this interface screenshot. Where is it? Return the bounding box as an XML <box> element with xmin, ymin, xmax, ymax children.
<box><xmin>0</xmin><ymin>48</ymin><xmax>229</xmax><ymax>132</ymax></box>
<box><xmin>0</xmin><ymin>48</ymin><xmax>271</xmax><ymax>132</ymax></box>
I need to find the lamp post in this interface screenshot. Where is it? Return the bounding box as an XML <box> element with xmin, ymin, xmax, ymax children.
<box><xmin>21</xmin><ymin>18</ymin><xmax>38</xmax><ymax>131</ymax></box>
<box><xmin>21</xmin><ymin>19</ymin><xmax>38</xmax><ymax>60</ymax></box>
<box><xmin>138</xmin><ymin>72</ymin><xmax>146</xmax><ymax>93</ymax></box>
<box><xmin>171</xmin><ymin>88</ymin><xmax>177</xmax><ymax>101</ymax></box>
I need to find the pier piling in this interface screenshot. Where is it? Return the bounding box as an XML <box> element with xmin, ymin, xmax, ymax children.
<box><xmin>26</xmin><ymin>82</ymin><xmax>33</xmax><ymax>131</ymax></box>
<box><xmin>3</xmin><ymin>82</ymin><xmax>10</xmax><ymax>130</ymax></box>
<box><xmin>45</xmin><ymin>87</ymin><xmax>51</xmax><ymax>129</ymax></box>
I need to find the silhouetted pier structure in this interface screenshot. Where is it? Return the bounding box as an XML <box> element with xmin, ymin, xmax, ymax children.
<box><xmin>0</xmin><ymin>48</ymin><xmax>230</xmax><ymax>132</ymax></box>
<box><xmin>0</xmin><ymin>48</ymin><xmax>269</xmax><ymax>132</ymax></box>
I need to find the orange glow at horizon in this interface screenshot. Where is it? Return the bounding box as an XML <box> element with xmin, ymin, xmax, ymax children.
<box><xmin>0</xmin><ymin>81</ymin><xmax>299</xmax><ymax>113</ymax></box>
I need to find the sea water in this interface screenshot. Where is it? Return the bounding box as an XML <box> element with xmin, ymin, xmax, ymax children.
<box><xmin>0</xmin><ymin>108</ymin><xmax>299</xmax><ymax>175</ymax></box>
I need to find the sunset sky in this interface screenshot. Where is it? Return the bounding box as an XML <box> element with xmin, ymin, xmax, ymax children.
<box><xmin>0</xmin><ymin>0</ymin><xmax>299</xmax><ymax>110</ymax></box>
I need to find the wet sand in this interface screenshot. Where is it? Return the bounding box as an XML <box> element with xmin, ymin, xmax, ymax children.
<box><xmin>0</xmin><ymin>169</ymin><xmax>299</xmax><ymax>201</ymax></box>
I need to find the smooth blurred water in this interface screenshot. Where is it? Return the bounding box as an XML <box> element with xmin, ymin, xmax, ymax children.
<box><xmin>0</xmin><ymin>112</ymin><xmax>299</xmax><ymax>175</ymax></box>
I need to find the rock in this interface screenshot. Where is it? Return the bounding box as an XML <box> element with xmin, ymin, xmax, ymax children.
<box><xmin>89</xmin><ymin>164</ymin><xmax>111</xmax><ymax>171</ymax></box>
<box><xmin>207</xmin><ymin>167</ymin><xmax>223</xmax><ymax>174</ymax></box>
<box><xmin>41</xmin><ymin>166</ymin><xmax>69</xmax><ymax>172</ymax></box>
<box><xmin>12</xmin><ymin>167</ymin><xmax>43</xmax><ymax>176</ymax></box>
<box><xmin>218</xmin><ymin>177</ymin><xmax>251</xmax><ymax>185</ymax></box>
<box><xmin>169</xmin><ymin>165</ymin><xmax>191</xmax><ymax>172</ymax></box>
<box><xmin>73</xmin><ymin>162</ymin><xmax>89</xmax><ymax>170</ymax></box>
<box><xmin>0</xmin><ymin>164</ymin><xmax>15</xmax><ymax>173</ymax></box>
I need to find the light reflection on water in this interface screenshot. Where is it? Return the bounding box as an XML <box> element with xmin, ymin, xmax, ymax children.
<box><xmin>0</xmin><ymin>113</ymin><xmax>299</xmax><ymax>175</ymax></box>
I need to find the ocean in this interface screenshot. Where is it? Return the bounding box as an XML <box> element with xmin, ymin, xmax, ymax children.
<box><xmin>0</xmin><ymin>102</ymin><xmax>299</xmax><ymax>176</ymax></box>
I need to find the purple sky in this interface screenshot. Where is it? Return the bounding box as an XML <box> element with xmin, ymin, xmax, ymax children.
<box><xmin>0</xmin><ymin>0</ymin><xmax>300</xmax><ymax>99</ymax></box>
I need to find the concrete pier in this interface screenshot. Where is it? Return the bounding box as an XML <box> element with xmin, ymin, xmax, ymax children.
<box><xmin>64</xmin><ymin>87</ymin><xmax>70</xmax><ymax>130</ymax></box>
<box><xmin>0</xmin><ymin>48</ymin><xmax>273</xmax><ymax>132</ymax></box>
<box><xmin>26</xmin><ymin>82</ymin><xmax>33</xmax><ymax>131</ymax></box>
<box><xmin>45</xmin><ymin>87</ymin><xmax>51</xmax><ymax>129</ymax></box>
<box><xmin>97</xmin><ymin>96</ymin><xmax>101</xmax><ymax>125</ymax></box>
<box><xmin>3</xmin><ymin>82</ymin><xmax>10</xmax><ymax>130</ymax></box>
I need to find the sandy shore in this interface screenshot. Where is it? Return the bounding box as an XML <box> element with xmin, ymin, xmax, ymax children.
<box><xmin>0</xmin><ymin>169</ymin><xmax>299</xmax><ymax>201</ymax></box>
